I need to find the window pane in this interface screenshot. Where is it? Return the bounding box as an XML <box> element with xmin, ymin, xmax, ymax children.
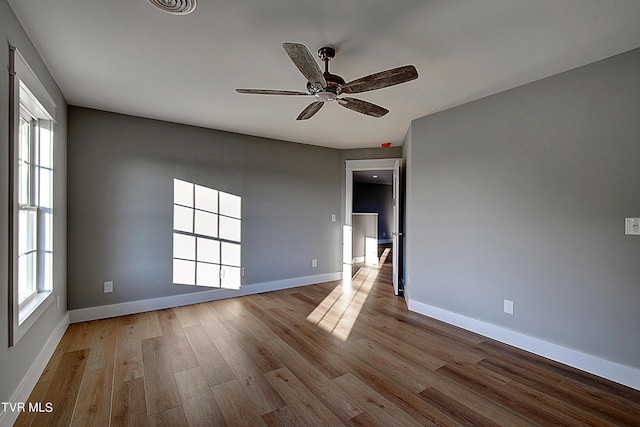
<box><xmin>174</xmin><ymin>205</ymin><xmax>193</xmax><ymax>233</ymax></box>
<box><xmin>195</xmin><ymin>185</ymin><xmax>218</xmax><ymax>213</ymax></box>
<box><xmin>43</xmin><ymin>252</ymin><xmax>53</xmax><ymax>291</ymax></box>
<box><xmin>18</xmin><ymin>252</ymin><xmax>37</xmax><ymax>303</ymax></box>
<box><xmin>219</xmin><ymin>192</ymin><xmax>241</xmax><ymax>219</ymax></box>
<box><xmin>197</xmin><ymin>237</ymin><xmax>220</xmax><ymax>263</ymax></box>
<box><xmin>221</xmin><ymin>266</ymin><xmax>241</xmax><ymax>290</ymax></box>
<box><xmin>18</xmin><ymin>209</ymin><xmax>37</xmax><ymax>254</ymax></box>
<box><xmin>19</xmin><ymin>117</ymin><xmax>31</xmax><ymax>161</ymax></box>
<box><xmin>39</xmin><ymin>168</ymin><xmax>53</xmax><ymax>209</ymax></box>
<box><xmin>194</xmin><ymin>210</ymin><xmax>218</xmax><ymax>238</ymax></box>
<box><xmin>173</xmin><ymin>259</ymin><xmax>195</xmax><ymax>285</ymax></box>
<box><xmin>19</xmin><ymin>117</ymin><xmax>32</xmax><ymax>205</ymax></box>
<box><xmin>18</xmin><ymin>160</ymin><xmax>31</xmax><ymax>205</ymax></box>
<box><xmin>219</xmin><ymin>216</ymin><xmax>241</xmax><ymax>242</ymax></box>
<box><xmin>174</xmin><ymin>179</ymin><xmax>193</xmax><ymax>207</ymax></box>
<box><xmin>196</xmin><ymin>262</ymin><xmax>220</xmax><ymax>287</ymax></box>
<box><xmin>221</xmin><ymin>242</ymin><xmax>241</xmax><ymax>267</ymax></box>
<box><xmin>173</xmin><ymin>233</ymin><xmax>195</xmax><ymax>260</ymax></box>
<box><xmin>39</xmin><ymin>125</ymin><xmax>53</xmax><ymax>169</ymax></box>
<box><xmin>43</xmin><ymin>212</ymin><xmax>53</xmax><ymax>252</ymax></box>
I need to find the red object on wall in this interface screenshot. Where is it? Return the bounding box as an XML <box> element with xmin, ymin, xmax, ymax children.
<box><xmin>381</xmin><ymin>143</ymin><xmax>391</xmax><ymax>148</ymax></box>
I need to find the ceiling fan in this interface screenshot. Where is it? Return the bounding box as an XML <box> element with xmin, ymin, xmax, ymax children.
<box><xmin>236</xmin><ymin>43</ymin><xmax>418</xmax><ymax>120</ymax></box>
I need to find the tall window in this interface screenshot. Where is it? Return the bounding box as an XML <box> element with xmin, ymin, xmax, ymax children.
<box><xmin>173</xmin><ymin>179</ymin><xmax>242</xmax><ymax>289</ymax></box>
<box><xmin>9</xmin><ymin>47</ymin><xmax>56</xmax><ymax>345</ymax></box>
<box><xmin>18</xmin><ymin>100</ymin><xmax>54</xmax><ymax>304</ymax></box>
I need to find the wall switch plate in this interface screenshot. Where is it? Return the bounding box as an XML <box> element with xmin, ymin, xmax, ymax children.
<box><xmin>311</xmin><ymin>259</ymin><xmax>318</xmax><ymax>268</ymax></box>
<box><xmin>625</xmin><ymin>218</ymin><xmax>640</xmax><ymax>235</ymax></box>
<box><xmin>504</xmin><ymin>299</ymin><xmax>514</xmax><ymax>315</ymax></box>
<box><xmin>104</xmin><ymin>281</ymin><xmax>113</xmax><ymax>293</ymax></box>
<box><xmin>331</xmin><ymin>213</ymin><xmax>336</xmax><ymax>222</ymax></box>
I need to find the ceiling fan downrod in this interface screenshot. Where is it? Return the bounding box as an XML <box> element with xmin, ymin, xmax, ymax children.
<box><xmin>318</xmin><ymin>46</ymin><xmax>336</xmax><ymax>73</ymax></box>
<box><xmin>315</xmin><ymin>46</ymin><xmax>345</xmax><ymax>97</ymax></box>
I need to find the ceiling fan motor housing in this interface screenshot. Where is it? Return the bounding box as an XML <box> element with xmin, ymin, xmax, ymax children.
<box><xmin>308</xmin><ymin>72</ymin><xmax>345</xmax><ymax>101</ymax></box>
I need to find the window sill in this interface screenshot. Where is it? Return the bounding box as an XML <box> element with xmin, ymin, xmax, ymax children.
<box><xmin>19</xmin><ymin>291</ymin><xmax>52</xmax><ymax>325</ymax></box>
<box><xmin>13</xmin><ymin>291</ymin><xmax>54</xmax><ymax>344</ymax></box>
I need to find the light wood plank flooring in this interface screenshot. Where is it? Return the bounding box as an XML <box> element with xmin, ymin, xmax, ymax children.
<box><xmin>16</xmin><ymin>254</ymin><xmax>640</xmax><ymax>426</ymax></box>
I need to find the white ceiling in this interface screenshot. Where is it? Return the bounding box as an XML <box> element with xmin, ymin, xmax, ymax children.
<box><xmin>8</xmin><ymin>0</ymin><xmax>640</xmax><ymax>149</ymax></box>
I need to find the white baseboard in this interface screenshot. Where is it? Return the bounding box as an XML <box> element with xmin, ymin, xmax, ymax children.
<box><xmin>407</xmin><ymin>299</ymin><xmax>640</xmax><ymax>391</ymax></box>
<box><xmin>69</xmin><ymin>272</ymin><xmax>342</xmax><ymax>323</ymax></box>
<box><xmin>0</xmin><ymin>312</ymin><xmax>70</xmax><ymax>427</ymax></box>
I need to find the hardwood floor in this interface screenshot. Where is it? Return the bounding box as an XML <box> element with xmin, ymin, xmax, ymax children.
<box><xmin>16</xmin><ymin>254</ymin><xmax>640</xmax><ymax>426</ymax></box>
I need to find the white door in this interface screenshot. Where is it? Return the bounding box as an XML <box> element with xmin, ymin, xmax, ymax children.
<box><xmin>391</xmin><ymin>159</ymin><xmax>401</xmax><ymax>295</ymax></box>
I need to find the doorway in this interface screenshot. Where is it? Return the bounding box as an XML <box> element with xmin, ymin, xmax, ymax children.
<box><xmin>344</xmin><ymin>159</ymin><xmax>401</xmax><ymax>295</ymax></box>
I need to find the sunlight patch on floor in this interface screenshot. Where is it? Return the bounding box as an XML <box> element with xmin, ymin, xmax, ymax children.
<box><xmin>307</xmin><ymin>248</ymin><xmax>390</xmax><ymax>341</ymax></box>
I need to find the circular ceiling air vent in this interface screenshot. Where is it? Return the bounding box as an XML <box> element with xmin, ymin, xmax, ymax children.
<box><xmin>149</xmin><ymin>0</ymin><xmax>197</xmax><ymax>15</ymax></box>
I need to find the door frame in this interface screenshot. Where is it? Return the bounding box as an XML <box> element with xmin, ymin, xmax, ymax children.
<box><xmin>345</xmin><ymin>158</ymin><xmax>401</xmax><ymax>295</ymax></box>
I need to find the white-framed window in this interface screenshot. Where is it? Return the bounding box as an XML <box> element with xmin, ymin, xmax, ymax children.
<box><xmin>9</xmin><ymin>47</ymin><xmax>57</xmax><ymax>345</ymax></box>
<box><xmin>173</xmin><ymin>179</ymin><xmax>242</xmax><ymax>289</ymax></box>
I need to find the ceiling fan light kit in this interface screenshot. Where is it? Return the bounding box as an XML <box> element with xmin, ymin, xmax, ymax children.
<box><xmin>236</xmin><ymin>43</ymin><xmax>418</xmax><ymax>121</ymax></box>
<box><xmin>148</xmin><ymin>0</ymin><xmax>197</xmax><ymax>15</ymax></box>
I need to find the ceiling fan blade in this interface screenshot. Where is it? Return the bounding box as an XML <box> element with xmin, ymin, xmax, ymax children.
<box><xmin>236</xmin><ymin>89</ymin><xmax>311</xmax><ymax>96</ymax></box>
<box><xmin>337</xmin><ymin>97</ymin><xmax>389</xmax><ymax>118</ymax></box>
<box><xmin>282</xmin><ymin>43</ymin><xmax>327</xmax><ymax>90</ymax></box>
<box><xmin>341</xmin><ymin>65</ymin><xmax>418</xmax><ymax>94</ymax></box>
<box><xmin>296</xmin><ymin>101</ymin><xmax>324</xmax><ymax>120</ymax></box>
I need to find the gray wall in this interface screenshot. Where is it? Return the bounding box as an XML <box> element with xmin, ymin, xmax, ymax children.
<box><xmin>405</xmin><ymin>48</ymin><xmax>640</xmax><ymax>368</ymax></box>
<box><xmin>67</xmin><ymin>107</ymin><xmax>342</xmax><ymax>309</ymax></box>
<box><xmin>0</xmin><ymin>0</ymin><xmax>68</xmax><ymax>404</ymax></box>
<box><xmin>341</xmin><ymin>147</ymin><xmax>403</xmax><ymax>162</ymax></box>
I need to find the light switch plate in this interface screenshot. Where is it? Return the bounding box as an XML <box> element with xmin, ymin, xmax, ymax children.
<box><xmin>625</xmin><ymin>218</ymin><xmax>640</xmax><ymax>235</ymax></box>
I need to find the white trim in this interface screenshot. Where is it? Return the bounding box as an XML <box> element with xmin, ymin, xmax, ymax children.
<box><xmin>8</xmin><ymin>46</ymin><xmax>57</xmax><ymax>346</ymax></box>
<box><xmin>345</xmin><ymin>159</ymin><xmax>401</xmax><ymax>171</ymax></box>
<box><xmin>69</xmin><ymin>272</ymin><xmax>342</xmax><ymax>323</ymax></box>
<box><xmin>407</xmin><ymin>299</ymin><xmax>640</xmax><ymax>391</ymax></box>
<box><xmin>345</xmin><ymin>158</ymin><xmax>402</xmax><ymax>295</ymax></box>
<box><xmin>10</xmin><ymin>47</ymin><xmax>57</xmax><ymax>119</ymax></box>
<box><xmin>15</xmin><ymin>293</ymin><xmax>54</xmax><ymax>343</ymax></box>
<box><xmin>0</xmin><ymin>313</ymin><xmax>69</xmax><ymax>427</ymax></box>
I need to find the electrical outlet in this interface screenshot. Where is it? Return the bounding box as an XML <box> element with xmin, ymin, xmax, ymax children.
<box><xmin>311</xmin><ymin>259</ymin><xmax>318</xmax><ymax>268</ymax></box>
<box><xmin>504</xmin><ymin>299</ymin><xmax>514</xmax><ymax>315</ymax></box>
<box><xmin>104</xmin><ymin>281</ymin><xmax>113</xmax><ymax>293</ymax></box>
<box><xmin>331</xmin><ymin>213</ymin><xmax>336</xmax><ymax>222</ymax></box>
<box><xmin>625</xmin><ymin>218</ymin><xmax>640</xmax><ymax>235</ymax></box>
